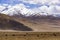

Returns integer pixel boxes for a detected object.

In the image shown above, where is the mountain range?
[0,13,60,31]
[1,5,60,17]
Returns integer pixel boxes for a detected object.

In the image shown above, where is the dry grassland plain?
[0,32,60,40]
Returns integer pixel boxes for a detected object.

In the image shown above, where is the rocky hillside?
[13,14,60,32]
[0,13,33,31]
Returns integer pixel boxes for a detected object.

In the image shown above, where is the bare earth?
[14,18,60,32]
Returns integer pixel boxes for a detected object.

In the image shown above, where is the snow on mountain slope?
[0,4,60,17]
[0,5,49,16]
[0,4,35,16]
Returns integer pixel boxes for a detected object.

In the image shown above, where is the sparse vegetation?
[0,32,60,40]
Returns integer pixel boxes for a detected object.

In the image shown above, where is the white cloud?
[1,4,60,16]
[39,6,48,13]
[0,5,6,12]
[0,0,60,16]
[20,0,47,4]
[2,4,9,7]
[19,0,60,5]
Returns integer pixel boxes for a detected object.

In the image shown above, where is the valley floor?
[0,32,60,40]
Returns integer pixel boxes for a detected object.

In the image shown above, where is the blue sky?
[0,0,60,8]
[0,0,40,8]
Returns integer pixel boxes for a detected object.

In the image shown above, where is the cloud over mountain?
[0,0,60,16]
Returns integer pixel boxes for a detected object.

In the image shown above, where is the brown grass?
[0,32,60,40]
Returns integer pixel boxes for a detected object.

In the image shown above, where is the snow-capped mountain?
[0,4,60,17]
[0,6,38,16]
